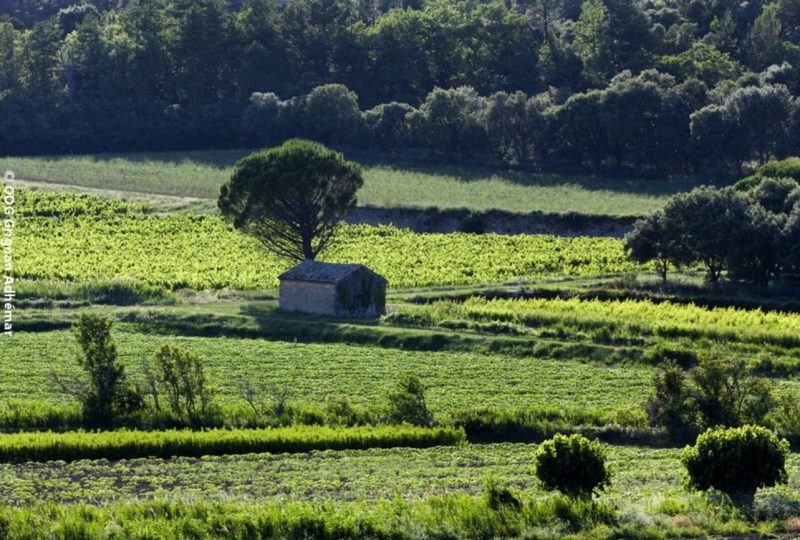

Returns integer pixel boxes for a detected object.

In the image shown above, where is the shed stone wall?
[335,272,387,317]
[279,280,336,316]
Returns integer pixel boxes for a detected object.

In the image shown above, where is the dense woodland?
[0,0,800,175]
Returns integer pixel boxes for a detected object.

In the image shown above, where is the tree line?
[244,73,800,175]
[0,0,799,175]
[625,173,800,285]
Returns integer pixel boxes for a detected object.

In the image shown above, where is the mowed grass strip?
[2,151,694,216]
[0,426,465,462]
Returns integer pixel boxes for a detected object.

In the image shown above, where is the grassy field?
[0,443,796,508]
[1,330,653,415]
[0,443,797,539]
[1,151,699,215]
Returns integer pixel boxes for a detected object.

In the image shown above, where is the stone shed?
[278,260,388,317]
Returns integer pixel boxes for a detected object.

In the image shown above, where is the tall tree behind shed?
[218,139,363,261]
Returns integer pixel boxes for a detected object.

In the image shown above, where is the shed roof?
[278,260,385,284]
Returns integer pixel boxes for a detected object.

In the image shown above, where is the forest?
[0,0,799,175]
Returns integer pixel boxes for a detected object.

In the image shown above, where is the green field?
[0,443,797,508]
[1,330,652,416]
[0,442,797,538]
[5,184,800,538]
[16,192,637,289]
[401,296,800,348]
[2,151,698,216]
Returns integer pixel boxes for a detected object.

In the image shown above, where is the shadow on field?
[346,150,710,195]
[68,146,710,197]
[78,149,251,170]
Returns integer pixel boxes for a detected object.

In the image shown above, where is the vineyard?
[0,426,464,462]
[0,443,796,537]
[0,443,796,507]
[15,190,637,289]
[401,296,800,348]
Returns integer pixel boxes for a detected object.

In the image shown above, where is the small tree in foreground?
[145,345,217,425]
[55,313,140,426]
[681,425,789,508]
[645,361,692,433]
[218,139,363,261]
[646,358,776,433]
[533,434,610,499]
[386,375,433,427]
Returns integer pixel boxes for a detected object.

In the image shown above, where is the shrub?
[756,157,800,183]
[646,357,777,433]
[645,362,692,433]
[533,434,610,499]
[681,425,789,506]
[484,477,522,511]
[53,313,141,426]
[734,157,800,190]
[643,345,697,368]
[768,393,800,438]
[385,375,433,427]
[689,358,775,428]
[145,345,218,425]
[324,395,367,426]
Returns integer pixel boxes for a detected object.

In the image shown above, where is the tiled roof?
[279,260,382,284]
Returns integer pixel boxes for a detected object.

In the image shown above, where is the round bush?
[681,425,789,503]
[533,434,610,499]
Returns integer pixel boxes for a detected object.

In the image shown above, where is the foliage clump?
[145,345,218,425]
[385,375,433,427]
[54,314,141,427]
[626,182,800,285]
[646,358,775,433]
[681,425,789,506]
[533,434,610,499]
[218,139,363,261]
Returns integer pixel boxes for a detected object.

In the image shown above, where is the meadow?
[0,443,797,508]
[0,330,653,416]
[2,151,697,216]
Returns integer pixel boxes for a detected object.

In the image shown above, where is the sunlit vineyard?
[15,190,637,289]
[0,426,463,463]
[15,188,145,217]
[446,297,800,347]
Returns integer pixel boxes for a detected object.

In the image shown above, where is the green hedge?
[0,425,465,462]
